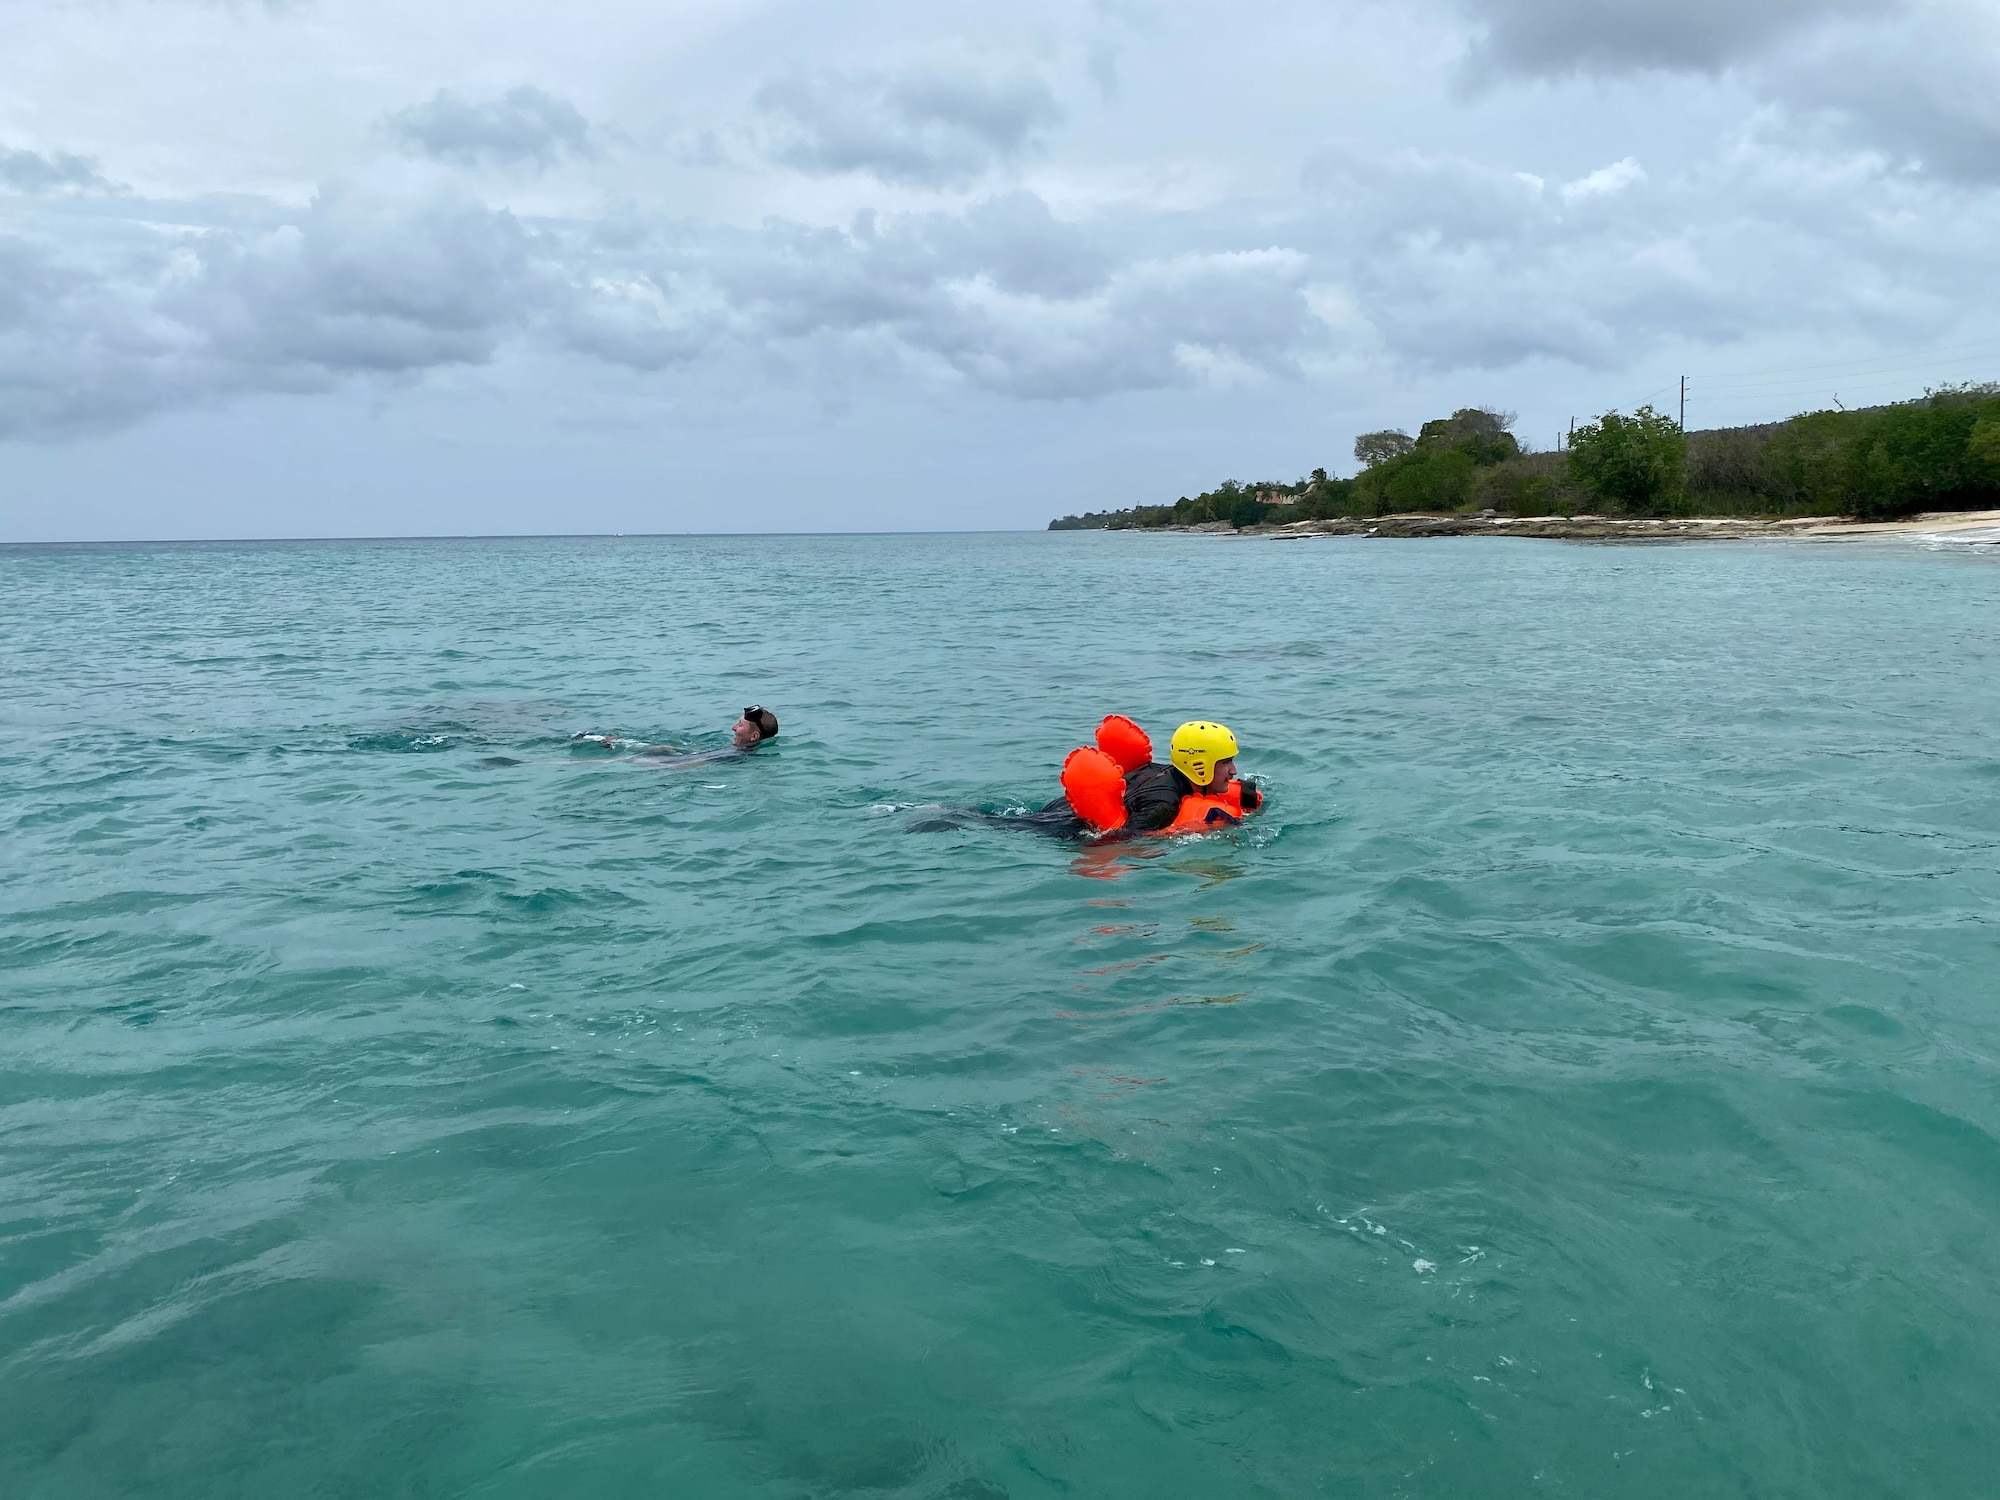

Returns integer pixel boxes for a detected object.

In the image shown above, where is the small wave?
[1918,527,2000,550]
[347,729,469,753]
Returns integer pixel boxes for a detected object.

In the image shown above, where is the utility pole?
[1679,375,1687,430]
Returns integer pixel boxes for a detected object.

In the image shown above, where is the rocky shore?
[1179,509,2000,542]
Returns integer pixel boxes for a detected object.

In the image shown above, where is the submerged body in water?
[905,801,1089,837]
[589,705,780,764]
[479,706,781,771]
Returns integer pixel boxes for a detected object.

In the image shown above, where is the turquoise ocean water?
[3,531,1999,1498]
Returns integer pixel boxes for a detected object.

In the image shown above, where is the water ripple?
[3,533,1999,1496]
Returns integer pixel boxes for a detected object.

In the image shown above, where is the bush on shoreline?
[1048,385,2000,529]
[1567,405,1685,514]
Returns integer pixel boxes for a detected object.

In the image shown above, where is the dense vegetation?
[1048,385,2000,528]
[1047,472,1355,531]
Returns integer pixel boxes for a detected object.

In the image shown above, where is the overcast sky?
[3,0,1997,539]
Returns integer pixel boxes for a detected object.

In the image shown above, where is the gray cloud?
[1296,138,1998,377]
[1454,0,1896,76]
[0,191,549,436]
[0,145,112,194]
[917,191,1114,299]
[1454,1,2000,182]
[687,214,1310,397]
[388,86,597,168]
[172,193,543,376]
[1302,150,1644,370]
[6,98,1995,443]
[757,64,1061,187]
[1765,12,2000,181]
[0,180,1315,437]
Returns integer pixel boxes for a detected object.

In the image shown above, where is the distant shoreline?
[1163,509,2000,542]
[1051,389,2000,534]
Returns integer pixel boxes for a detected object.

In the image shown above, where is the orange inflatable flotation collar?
[1060,715,1158,833]
[1061,746,1128,832]
[1095,714,1152,773]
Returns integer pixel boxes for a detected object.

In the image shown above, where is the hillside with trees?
[1049,386,2000,529]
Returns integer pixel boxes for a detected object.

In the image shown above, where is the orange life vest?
[1167,780,1244,831]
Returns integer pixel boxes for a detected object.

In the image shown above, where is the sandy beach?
[1243,508,2000,542]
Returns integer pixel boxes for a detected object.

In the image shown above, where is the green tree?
[1228,493,1271,527]
[1835,395,2000,518]
[1372,449,1475,512]
[1296,474,1359,520]
[1970,415,2000,475]
[1353,430,1414,468]
[1566,405,1687,514]
[1353,407,1519,514]
[1417,408,1521,466]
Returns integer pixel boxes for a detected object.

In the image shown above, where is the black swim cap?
[743,706,778,740]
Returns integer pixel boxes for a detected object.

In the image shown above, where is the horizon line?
[0,527,1076,548]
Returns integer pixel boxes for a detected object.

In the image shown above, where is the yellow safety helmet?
[1170,721,1238,785]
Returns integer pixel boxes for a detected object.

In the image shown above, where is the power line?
[1668,343,2000,432]
[1537,343,1998,446]
[1697,351,2000,395]
[1690,336,2000,383]
[1689,368,1999,416]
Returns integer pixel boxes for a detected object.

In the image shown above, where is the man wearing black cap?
[730,706,779,750]
[622,706,779,763]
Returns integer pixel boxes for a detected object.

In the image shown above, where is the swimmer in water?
[1118,721,1258,833]
[482,707,780,770]
[630,706,779,765]
[910,716,1258,837]
[1031,719,1258,835]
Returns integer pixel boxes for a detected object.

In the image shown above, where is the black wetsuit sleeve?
[1034,795,1089,839]
[1121,763,1185,833]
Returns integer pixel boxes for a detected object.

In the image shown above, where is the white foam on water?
[1917,527,2000,550]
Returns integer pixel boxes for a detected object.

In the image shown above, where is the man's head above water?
[733,706,779,750]
[1168,720,1238,791]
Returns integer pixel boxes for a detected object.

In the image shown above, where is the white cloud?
[1561,156,1646,201]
